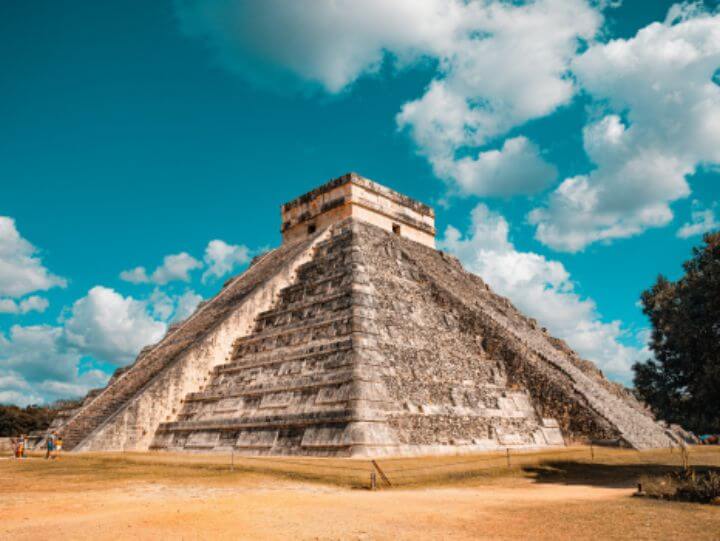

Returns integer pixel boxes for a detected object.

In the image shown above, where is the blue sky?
[1,0,719,405]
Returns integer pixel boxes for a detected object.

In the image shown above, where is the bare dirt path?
[2,452,719,540]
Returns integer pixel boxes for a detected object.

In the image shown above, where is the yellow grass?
[2,446,719,540]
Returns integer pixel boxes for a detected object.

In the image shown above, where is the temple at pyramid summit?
[55,173,689,456]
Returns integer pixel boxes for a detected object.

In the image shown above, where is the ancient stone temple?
[57,173,685,456]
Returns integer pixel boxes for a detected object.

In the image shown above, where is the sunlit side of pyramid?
[57,173,685,456]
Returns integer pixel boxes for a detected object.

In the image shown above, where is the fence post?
[371,460,392,487]
[370,471,377,491]
[230,448,234,472]
[590,444,594,462]
[506,448,511,468]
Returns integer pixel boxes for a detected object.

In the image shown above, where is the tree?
[0,405,54,436]
[633,231,720,434]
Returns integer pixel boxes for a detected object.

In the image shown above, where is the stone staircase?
[152,224,375,455]
[58,238,314,451]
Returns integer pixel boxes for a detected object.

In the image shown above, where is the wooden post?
[371,460,392,487]
[506,448,511,468]
[590,444,594,462]
[231,448,234,472]
[370,471,377,491]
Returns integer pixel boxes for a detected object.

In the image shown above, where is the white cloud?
[148,287,203,323]
[440,203,644,382]
[120,252,202,285]
[202,239,250,282]
[0,216,66,298]
[177,0,599,197]
[676,200,719,238]
[175,0,465,93]
[397,0,599,195]
[149,288,175,321]
[173,290,203,322]
[119,266,150,284]
[62,286,167,365]
[530,8,720,251]
[0,325,109,406]
[0,295,50,315]
[440,136,557,197]
[151,252,202,285]
[0,285,171,405]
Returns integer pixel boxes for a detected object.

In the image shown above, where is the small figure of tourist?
[16,435,25,460]
[55,435,63,459]
[10,437,18,459]
[45,432,56,460]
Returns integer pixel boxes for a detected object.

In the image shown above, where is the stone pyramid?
[58,173,684,456]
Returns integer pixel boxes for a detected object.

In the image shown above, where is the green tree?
[633,231,720,434]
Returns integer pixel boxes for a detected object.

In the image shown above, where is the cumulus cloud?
[149,287,203,323]
[173,290,203,322]
[175,0,465,93]
[530,7,720,251]
[177,0,598,197]
[0,283,188,405]
[440,136,558,197]
[676,200,719,238]
[151,253,202,284]
[0,325,108,406]
[397,0,598,195]
[0,295,49,315]
[119,266,150,284]
[441,204,644,382]
[62,286,167,365]
[120,252,202,285]
[0,216,66,298]
[202,239,250,282]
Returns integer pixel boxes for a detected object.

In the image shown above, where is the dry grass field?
[1,446,719,540]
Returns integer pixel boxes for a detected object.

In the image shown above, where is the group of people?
[9,431,63,460]
[45,432,62,459]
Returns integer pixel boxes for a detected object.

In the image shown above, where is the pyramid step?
[261,282,352,320]
[232,313,355,356]
[254,290,354,333]
[275,269,351,300]
[219,338,353,373]
[185,371,355,402]
[158,409,357,432]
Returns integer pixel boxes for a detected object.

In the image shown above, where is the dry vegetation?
[2,446,719,540]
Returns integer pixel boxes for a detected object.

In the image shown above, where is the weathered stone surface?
[57,174,684,455]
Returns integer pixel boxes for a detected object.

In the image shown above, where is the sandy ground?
[2,451,719,540]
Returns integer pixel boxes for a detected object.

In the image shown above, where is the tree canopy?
[633,231,720,434]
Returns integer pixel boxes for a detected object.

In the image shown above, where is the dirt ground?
[1,448,719,540]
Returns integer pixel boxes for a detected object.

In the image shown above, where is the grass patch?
[640,469,720,504]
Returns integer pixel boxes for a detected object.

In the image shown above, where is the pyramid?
[57,173,684,456]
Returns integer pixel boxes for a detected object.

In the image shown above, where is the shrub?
[641,469,720,504]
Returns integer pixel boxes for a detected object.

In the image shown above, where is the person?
[55,435,63,459]
[10,437,18,459]
[45,432,56,460]
[16,435,25,460]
